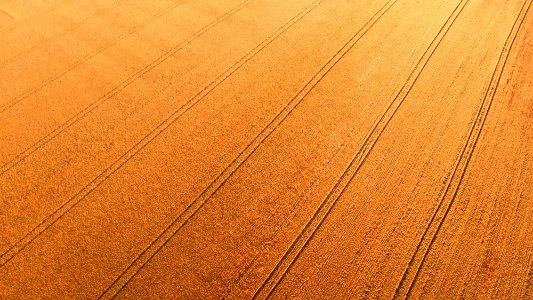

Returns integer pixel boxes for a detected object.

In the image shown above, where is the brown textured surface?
[0,0,531,299]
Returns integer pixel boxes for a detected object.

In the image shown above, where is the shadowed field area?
[0,0,532,298]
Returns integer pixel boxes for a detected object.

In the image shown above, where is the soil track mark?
[252,0,470,297]
[394,0,532,297]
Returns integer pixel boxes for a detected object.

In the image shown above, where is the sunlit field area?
[1,0,532,298]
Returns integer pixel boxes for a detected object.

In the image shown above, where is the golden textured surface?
[1,0,531,298]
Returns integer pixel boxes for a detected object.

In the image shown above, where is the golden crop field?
[1,0,532,298]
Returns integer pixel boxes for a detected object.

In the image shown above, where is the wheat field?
[0,0,532,299]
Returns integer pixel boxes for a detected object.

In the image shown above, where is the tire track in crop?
[0,0,187,113]
[96,0,399,298]
[251,0,471,298]
[0,0,252,175]
[0,8,14,21]
[0,0,126,67]
[393,0,532,298]
[0,1,72,35]
[0,0,306,269]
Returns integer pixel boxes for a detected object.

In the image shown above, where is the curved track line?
[98,0,399,298]
[0,0,126,67]
[393,1,532,298]
[251,0,471,298]
[0,0,241,175]
[0,1,72,35]
[0,0,276,268]
[0,0,187,114]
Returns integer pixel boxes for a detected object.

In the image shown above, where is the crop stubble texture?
[0,0,531,299]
